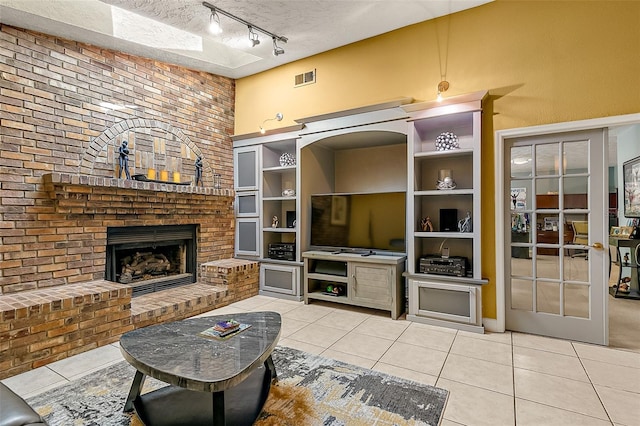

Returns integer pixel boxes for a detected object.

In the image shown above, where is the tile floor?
[3,295,639,426]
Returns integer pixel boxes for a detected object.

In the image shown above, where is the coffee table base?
[127,362,274,426]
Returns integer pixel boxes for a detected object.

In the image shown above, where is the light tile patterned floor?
[3,295,640,425]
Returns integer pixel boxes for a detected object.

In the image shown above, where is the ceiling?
[0,0,492,79]
[0,0,625,168]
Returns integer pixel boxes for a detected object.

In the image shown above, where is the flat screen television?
[310,192,406,253]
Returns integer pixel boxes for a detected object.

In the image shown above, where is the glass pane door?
[506,130,607,345]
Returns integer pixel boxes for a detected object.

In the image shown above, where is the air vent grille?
[294,69,316,87]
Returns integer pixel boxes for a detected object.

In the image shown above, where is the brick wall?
[200,258,260,301]
[0,24,237,293]
[0,280,132,378]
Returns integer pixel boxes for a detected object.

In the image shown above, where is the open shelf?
[307,273,348,283]
[263,165,296,173]
[414,232,475,239]
[415,189,474,197]
[609,286,640,300]
[306,292,350,303]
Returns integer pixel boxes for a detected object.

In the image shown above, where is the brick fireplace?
[41,172,235,289]
[0,24,236,295]
[0,24,253,378]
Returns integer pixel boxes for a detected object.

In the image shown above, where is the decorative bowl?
[435,132,459,151]
[279,152,296,167]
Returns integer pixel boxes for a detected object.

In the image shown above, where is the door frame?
[494,113,640,335]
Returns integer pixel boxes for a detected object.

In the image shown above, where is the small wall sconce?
[260,112,283,134]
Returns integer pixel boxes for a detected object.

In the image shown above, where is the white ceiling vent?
[294,69,316,87]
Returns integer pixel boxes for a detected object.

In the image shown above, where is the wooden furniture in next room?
[609,237,640,300]
[536,227,574,256]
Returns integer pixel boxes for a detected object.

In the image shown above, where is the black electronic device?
[419,256,468,277]
[440,209,458,232]
[286,211,296,228]
[268,243,296,261]
[312,260,348,277]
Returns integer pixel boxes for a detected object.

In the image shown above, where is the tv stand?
[302,250,406,319]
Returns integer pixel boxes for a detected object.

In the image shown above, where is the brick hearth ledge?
[0,259,259,379]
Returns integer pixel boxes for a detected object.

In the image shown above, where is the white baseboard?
[482,317,503,333]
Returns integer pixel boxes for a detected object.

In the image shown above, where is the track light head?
[209,9,222,34]
[272,37,285,56]
[248,26,260,47]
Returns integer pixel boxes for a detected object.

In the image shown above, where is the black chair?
[570,221,589,259]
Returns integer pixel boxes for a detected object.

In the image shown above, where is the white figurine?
[458,211,472,233]
[272,216,279,228]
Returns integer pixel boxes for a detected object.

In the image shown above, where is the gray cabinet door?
[260,264,298,295]
[236,192,258,217]
[236,219,259,256]
[350,262,392,308]
[234,147,258,190]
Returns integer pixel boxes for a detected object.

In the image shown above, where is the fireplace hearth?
[106,225,197,296]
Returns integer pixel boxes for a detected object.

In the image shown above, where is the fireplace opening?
[106,225,197,297]
[116,243,185,284]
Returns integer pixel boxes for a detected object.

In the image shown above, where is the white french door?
[504,129,608,345]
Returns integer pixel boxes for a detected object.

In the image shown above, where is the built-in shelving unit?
[232,126,304,300]
[261,139,298,258]
[232,95,489,330]
[403,91,488,333]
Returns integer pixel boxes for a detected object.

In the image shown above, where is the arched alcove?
[79,119,215,186]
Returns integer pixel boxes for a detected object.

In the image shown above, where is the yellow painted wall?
[235,0,640,318]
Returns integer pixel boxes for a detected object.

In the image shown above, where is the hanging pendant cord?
[435,4,452,82]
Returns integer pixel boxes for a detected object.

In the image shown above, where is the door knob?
[591,242,604,250]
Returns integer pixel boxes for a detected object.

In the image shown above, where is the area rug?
[27,346,448,426]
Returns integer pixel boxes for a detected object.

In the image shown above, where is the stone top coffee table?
[119,311,281,426]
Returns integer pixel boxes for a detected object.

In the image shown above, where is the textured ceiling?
[0,0,493,78]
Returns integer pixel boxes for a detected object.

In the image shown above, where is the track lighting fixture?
[272,37,285,56]
[202,2,287,53]
[248,26,260,47]
[208,8,222,34]
[260,112,283,134]
[437,80,449,102]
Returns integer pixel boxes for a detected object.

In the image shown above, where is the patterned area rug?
[27,346,448,426]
